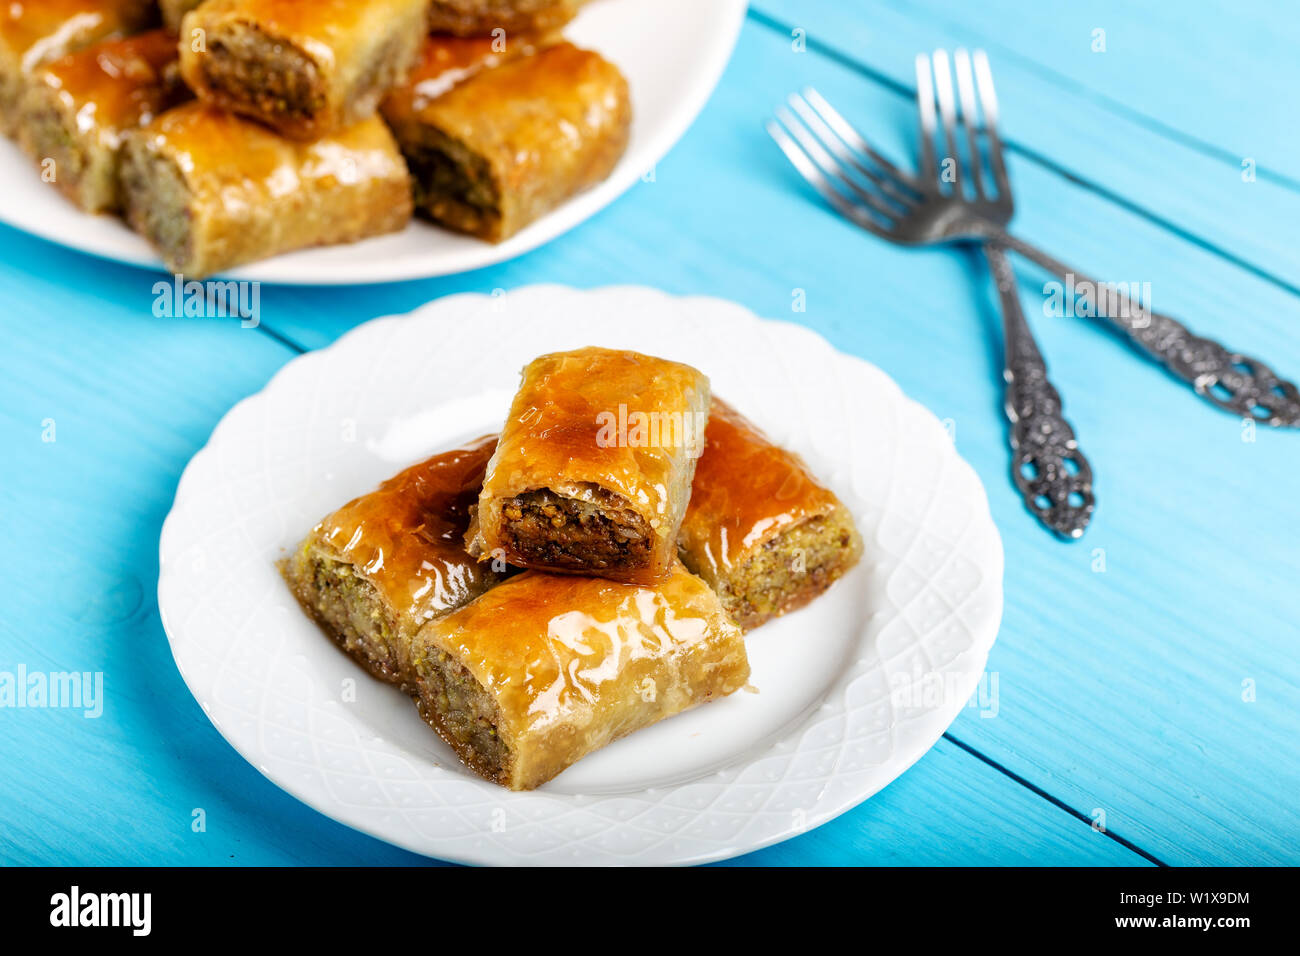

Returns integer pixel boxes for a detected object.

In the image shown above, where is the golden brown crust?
[411,561,750,790]
[121,101,413,277]
[470,347,710,585]
[178,0,430,140]
[0,0,157,133]
[0,0,157,64]
[17,29,188,212]
[380,31,555,124]
[425,0,587,37]
[382,41,631,241]
[678,399,864,630]
[283,436,507,687]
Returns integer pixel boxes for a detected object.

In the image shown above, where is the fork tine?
[972,49,1010,198]
[772,106,905,222]
[952,48,986,198]
[799,87,922,195]
[786,93,916,209]
[913,54,937,185]
[765,117,892,238]
[930,50,964,193]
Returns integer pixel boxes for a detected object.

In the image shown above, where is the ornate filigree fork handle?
[998,235,1300,427]
[986,241,1095,538]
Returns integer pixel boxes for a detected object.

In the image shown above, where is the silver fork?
[768,50,1095,538]
[767,51,1300,434]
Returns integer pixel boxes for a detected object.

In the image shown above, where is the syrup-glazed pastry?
[120,101,412,277]
[382,40,631,242]
[381,29,553,114]
[409,560,750,790]
[677,399,863,631]
[282,436,509,689]
[0,0,157,133]
[18,30,189,213]
[468,347,710,585]
[425,0,588,37]
[178,0,431,140]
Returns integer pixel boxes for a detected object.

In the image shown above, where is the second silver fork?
[919,49,1095,539]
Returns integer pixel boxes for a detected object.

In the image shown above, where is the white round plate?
[0,0,745,285]
[158,285,1004,865]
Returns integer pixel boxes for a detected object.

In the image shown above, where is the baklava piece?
[120,102,412,277]
[409,561,750,790]
[426,0,587,36]
[282,436,508,689]
[178,0,430,140]
[678,400,864,631]
[17,30,188,213]
[0,0,157,133]
[468,347,710,585]
[382,41,630,241]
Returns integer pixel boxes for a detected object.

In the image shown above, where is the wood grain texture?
[1,3,1297,865]
[715,739,1147,866]
[879,0,1300,184]
[752,0,1300,286]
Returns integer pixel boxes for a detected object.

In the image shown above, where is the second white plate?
[157,285,1004,865]
[0,0,746,284]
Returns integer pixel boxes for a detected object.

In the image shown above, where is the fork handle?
[985,241,1095,539]
[993,231,1300,427]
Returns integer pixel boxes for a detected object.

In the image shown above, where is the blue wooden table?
[2,1,1297,867]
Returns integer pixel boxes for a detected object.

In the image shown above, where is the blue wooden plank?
[749,0,1300,287]
[0,238,409,866]
[716,738,1148,866]
[879,0,1300,185]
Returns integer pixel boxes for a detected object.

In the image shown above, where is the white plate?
[157,285,1004,865]
[0,0,745,285]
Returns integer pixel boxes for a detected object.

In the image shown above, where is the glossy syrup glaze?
[678,398,845,578]
[313,435,501,629]
[183,0,431,82]
[474,347,710,580]
[2,0,155,68]
[381,31,553,122]
[35,29,186,137]
[183,0,378,60]
[426,0,585,37]
[137,100,408,198]
[417,560,750,787]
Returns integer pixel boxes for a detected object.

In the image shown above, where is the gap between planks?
[943,732,1168,866]
[745,7,1300,302]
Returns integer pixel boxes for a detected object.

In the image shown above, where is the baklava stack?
[284,347,863,790]
[1,0,631,276]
